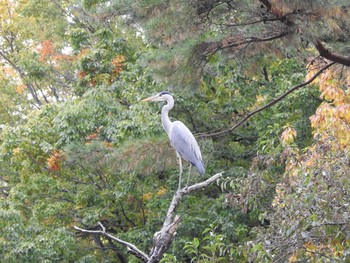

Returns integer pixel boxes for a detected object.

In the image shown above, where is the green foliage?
[250,141,350,262]
[0,206,80,262]
[0,0,349,262]
[183,225,236,263]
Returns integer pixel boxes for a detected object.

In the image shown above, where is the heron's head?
[141,91,172,102]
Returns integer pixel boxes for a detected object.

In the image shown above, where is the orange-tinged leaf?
[37,40,55,62]
[76,48,90,59]
[336,105,350,124]
[47,150,66,172]
[111,55,126,76]
[85,132,98,141]
[103,141,114,148]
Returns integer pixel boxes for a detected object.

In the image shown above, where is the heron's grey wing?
[169,121,205,174]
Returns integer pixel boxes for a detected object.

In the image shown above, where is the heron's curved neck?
[161,96,174,135]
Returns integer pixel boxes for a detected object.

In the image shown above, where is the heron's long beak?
[141,95,159,102]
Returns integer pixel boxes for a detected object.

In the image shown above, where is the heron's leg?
[186,164,192,188]
[177,153,183,190]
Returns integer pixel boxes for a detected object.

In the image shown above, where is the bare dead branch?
[148,172,223,262]
[73,172,223,263]
[164,172,223,227]
[73,223,150,262]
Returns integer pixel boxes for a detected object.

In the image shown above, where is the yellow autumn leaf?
[304,241,317,252]
[16,84,26,94]
[256,94,266,104]
[320,85,344,101]
[281,126,297,145]
[288,252,298,263]
[142,192,152,201]
[156,186,167,196]
[12,147,21,155]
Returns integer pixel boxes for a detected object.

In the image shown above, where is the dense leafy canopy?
[0,0,349,262]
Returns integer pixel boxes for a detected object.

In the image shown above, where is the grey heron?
[142,91,205,189]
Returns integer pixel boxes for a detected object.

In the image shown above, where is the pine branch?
[259,0,350,66]
[314,39,350,66]
[196,31,290,59]
[259,0,295,26]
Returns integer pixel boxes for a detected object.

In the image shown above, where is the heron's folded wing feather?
[169,121,203,166]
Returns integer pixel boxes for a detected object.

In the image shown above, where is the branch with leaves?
[73,172,223,262]
[200,61,335,138]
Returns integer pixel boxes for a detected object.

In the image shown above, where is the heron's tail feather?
[194,161,205,175]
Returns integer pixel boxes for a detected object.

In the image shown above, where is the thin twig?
[73,223,150,262]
